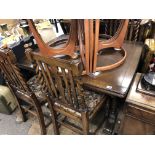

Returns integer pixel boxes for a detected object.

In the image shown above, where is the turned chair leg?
[81,111,89,135]
[47,99,59,135]
[31,94,46,135]
[35,105,46,135]
[50,109,59,135]
[16,98,27,122]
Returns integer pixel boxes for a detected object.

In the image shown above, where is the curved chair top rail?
[78,19,129,74]
[98,19,129,50]
[27,19,78,58]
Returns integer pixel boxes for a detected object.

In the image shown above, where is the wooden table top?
[81,41,143,98]
[17,41,143,98]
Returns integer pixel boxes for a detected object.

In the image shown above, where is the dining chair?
[124,19,153,42]
[78,19,129,74]
[0,49,47,135]
[27,19,78,58]
[26,48,107,135]
[100,19,151,42]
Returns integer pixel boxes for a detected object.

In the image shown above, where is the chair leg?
[81,111,89,135]
[48,100,59,135]
[35,106,46,135]
[34,105,46,135]
[16,97,27,122]
[30,94,46,135]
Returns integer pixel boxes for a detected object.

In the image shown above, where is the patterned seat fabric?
[56,89,105,116]
[27,76,105,115]
[77,89,105,111]
[27,76,44,99]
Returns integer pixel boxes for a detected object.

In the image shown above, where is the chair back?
[101,19,151,42]
[0,49,31,94]
[26,49,87,111]
[27,19,78,58]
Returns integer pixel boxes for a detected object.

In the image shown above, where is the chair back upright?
[0,49,31,94]
[26,49,86,112]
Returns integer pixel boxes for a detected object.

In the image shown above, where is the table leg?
[103,96,119,134]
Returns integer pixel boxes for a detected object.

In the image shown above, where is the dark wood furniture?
[101,19,151,42]
[17,41,143,134]
[126,19,141,42]
[21,41,143,98]
[26,49,107,134]
[81,41,143,134]
[120,73,155,134]
[81,42,143,98]
[0,49,47,134]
